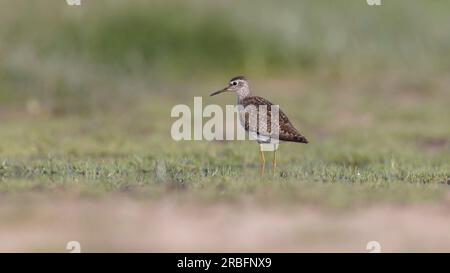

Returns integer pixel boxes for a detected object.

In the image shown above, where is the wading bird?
[210,76,308,176]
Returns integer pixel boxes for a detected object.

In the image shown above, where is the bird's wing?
[241,96,308,143]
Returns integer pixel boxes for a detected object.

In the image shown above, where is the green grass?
[1,74,449,208]
[0,1,449,209]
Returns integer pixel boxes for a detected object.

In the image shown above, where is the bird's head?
[210,76,250,98]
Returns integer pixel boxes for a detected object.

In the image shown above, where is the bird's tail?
[280,134,309,144]
[293,135,309,144]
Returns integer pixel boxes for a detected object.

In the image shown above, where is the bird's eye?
[232,81,237,86]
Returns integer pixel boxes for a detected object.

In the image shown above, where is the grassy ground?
[1,74,448,207]
[0,1,449,251]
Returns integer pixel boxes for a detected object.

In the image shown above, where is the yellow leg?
[272,148,277,176]
[259,149,265,177]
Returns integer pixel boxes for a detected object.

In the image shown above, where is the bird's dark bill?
[210,88,227,96]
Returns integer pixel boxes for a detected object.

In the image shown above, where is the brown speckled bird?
[211,76,308,176]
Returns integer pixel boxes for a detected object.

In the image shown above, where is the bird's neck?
[236,87,251,104]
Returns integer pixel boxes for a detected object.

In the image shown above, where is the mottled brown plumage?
[241,96,308,144]
[210,76,309,176]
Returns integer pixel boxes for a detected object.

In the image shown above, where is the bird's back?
[239,96,308,144]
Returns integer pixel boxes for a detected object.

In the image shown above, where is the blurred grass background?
[1,0,450,113]
[0,0,449,207]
